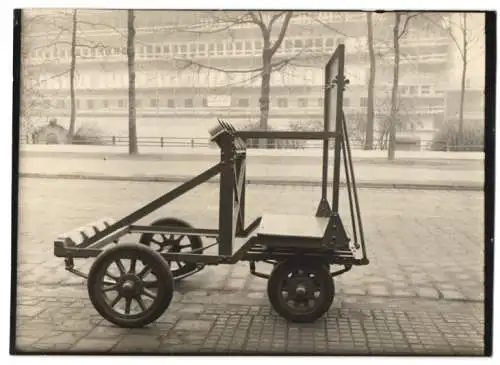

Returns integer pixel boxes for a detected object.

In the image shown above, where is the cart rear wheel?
[87,243,174,328]
[139,218,204,279]
[267,258,334,323]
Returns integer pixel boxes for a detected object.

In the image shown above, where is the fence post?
[112,136,116,145]
[161,137,164,148]
[191,139,194,148]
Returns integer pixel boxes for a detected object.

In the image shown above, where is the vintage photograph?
[13,9,488,355]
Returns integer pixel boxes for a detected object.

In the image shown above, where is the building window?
[155,45,162,54]
[136,99,142,108]
[163,45,170,54]
[318,98,323,107]
[298,98,308,107]
[245,41,252,54]
[255,40,262,50]
[208,44,215,56]
[237,98,249,107]
[235,42,243,54]
[326,38,334,48]
[150,98,158,108]
[344,98,350,107]
[184,99,193,107]
[217,43,224,55]
[103,100,109,108]
[294,39,303,49]
[202,97,208,107]
[277,98,288,108]
[118,99,125,108]
[87,100,94,109]
[56,99,65,109]
[167,99,175,108]
[190,44,197,56]
[285,40,293,50]
[360,97,367,107]
[172,45,178,54]
[198,44,206,55]
[421,85,431,94]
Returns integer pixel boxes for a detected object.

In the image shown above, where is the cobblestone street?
[14,177,485,354]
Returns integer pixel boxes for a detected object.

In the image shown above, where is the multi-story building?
[21,10,485,148]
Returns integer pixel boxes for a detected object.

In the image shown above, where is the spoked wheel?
[139,218,204,280]
[87,243,174,328]
[267,258,334,323]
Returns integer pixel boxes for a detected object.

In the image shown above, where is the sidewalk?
[19,149,484,190]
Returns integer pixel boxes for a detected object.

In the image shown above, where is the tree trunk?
[258,49,272,148]
[127,10,138,155]
[458,13,468,151]
[365,12,376,150]
[68,9,77,143]
[388,13,401,161]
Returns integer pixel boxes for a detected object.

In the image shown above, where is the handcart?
[54,44,369,328]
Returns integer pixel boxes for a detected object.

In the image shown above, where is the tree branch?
[270,12,293,55]
[398,12,420,39]
[268,11,286,33]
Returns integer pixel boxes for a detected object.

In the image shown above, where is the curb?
[20,172,484,191]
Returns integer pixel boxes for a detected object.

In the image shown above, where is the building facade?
[21,10,485,147]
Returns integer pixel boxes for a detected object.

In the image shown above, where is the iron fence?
[19,135,484,152]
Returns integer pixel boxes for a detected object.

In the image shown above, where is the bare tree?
[387,12,419,160]
[68,9,77,141]
[176,11,295,134]
[365,12,376,150]
[127,10,138,155]
[457,13,468,149]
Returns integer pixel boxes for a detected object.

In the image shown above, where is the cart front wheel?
[87,243,174,328]
[267,258,334,323]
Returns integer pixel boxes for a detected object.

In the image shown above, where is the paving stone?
[173,319,213,332]
[441,290,467,301]
[417,287,441,299]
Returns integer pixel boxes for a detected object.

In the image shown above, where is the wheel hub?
[117,275,143,297]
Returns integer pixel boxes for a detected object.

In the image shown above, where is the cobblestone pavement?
[15,291,484,354]
[14,178,485,354]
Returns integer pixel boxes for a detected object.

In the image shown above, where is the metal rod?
[218,133,235,256]
[236,131,338,140]
[321,63,331,203]
[128,225,219,237]
[331,45,346,214]
[78,162,223,248]
[341,123,359,248]
[342,112,367,260]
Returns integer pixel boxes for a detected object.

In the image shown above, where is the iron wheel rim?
[276,267,327,316]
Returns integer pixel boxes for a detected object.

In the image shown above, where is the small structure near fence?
[32,119,69,144]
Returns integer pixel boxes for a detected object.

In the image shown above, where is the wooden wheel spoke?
[109,294,122,308]
[142,288,157,300]
[129,257,137,273]
[105,272,119,281]
[142,280,159,288]
[137,265,152,279]
[102,282,120,292]
[135,296,147,312]
[115,260,126,275]
[124,297,132,315]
